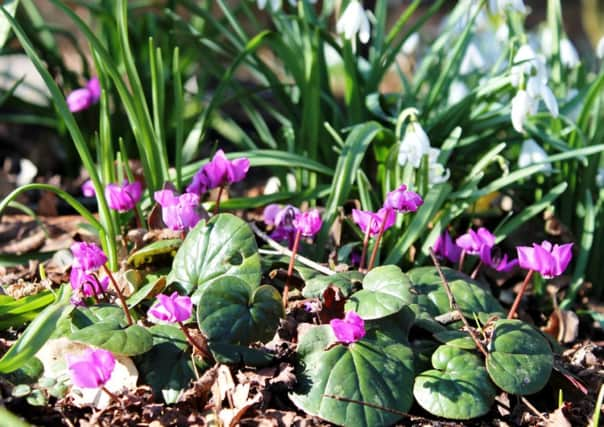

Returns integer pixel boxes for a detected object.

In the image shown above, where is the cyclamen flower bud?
[67,348,115,389]
[66,77,101,113]
[105,181,142,212]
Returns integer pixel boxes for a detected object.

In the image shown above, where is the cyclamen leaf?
[69,322,152,356]
[169,214,261,296]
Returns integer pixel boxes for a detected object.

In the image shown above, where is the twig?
[250,222,334,276]
[429,248,488,357]
[521,396,547,422]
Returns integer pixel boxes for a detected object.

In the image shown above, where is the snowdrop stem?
[213,186,225,215]
[101,386,118,402]
[102,265,133,326]
[507,269,534,319]
[178,321,212,361]
[283,230,302,309]
[367,209,391,271]
[358,226,372,271]
[395,107,419,139]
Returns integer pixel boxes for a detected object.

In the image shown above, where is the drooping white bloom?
[518,139,551,173]
[402,33,420,56]
[511,44,546,87]
[597,37,604,60]
[428,148,450,185]
[448,81,469,105]
[511,90,538,133]
[257,0,281,11]
[559,39,580,68]
[460,43,486,75]
[336,0,371,44]
[398,122,431,168]
[526,76,558,117]
[488,0,527,15]
[596,168,604,188]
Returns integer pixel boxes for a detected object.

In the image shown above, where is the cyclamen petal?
[71,242,107,272]
[433,230,462,263]
[67,348,115,389]
[154,190,201,231]
[456,228,495,255]
[352,208,395,237]
[384,185,423,213]
[148,292,192,323]
[66,77,101,113]
[82,179,95,197]
[330,311,365,344]
[293,209,322,237]
[187,150,250,195]
[105,181,143,212]
[516,241,573,278]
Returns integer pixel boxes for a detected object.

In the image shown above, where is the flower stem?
[283,230,302,309]
[470,260,483,279]
[178,321,212,361]
[358,227,372,272]
[507,269,534,319]
[102,265,133,326]
[134,205,144,229]
[213,186,224,215]
[458,249,466,272]
[367,209,391,271]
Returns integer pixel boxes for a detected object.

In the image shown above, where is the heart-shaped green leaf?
[407,266,504,322]
[290,325,414,427]
[345,265,415,320]
[414,345,496,420]
[69,322,152,356]
[71,304,127,329]
[486,319,553,395]
[433,331,477,350]
[197,277,283,346]
[138,324,204,403]
[169,214,261,295]
[302,271,363,299]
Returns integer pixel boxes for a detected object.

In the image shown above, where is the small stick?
[429,248,488,357]
[251,223,334,276]
[521,396,547,422]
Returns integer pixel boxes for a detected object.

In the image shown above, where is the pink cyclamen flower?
[384,185,423,213]
[148,292,193,323]
[70,267,109,297]
[292,209,322,237]
[154,190,201,231]
[330,311,366,344]
[456,227,495,255]
[516,241,573,279]
[82,179,95,197]
[66,77,101,113]
[263,204,300,242]
[479,245,518,272]
[71,242,107,272]
[352,208,396,237]
[186,150,250,195]
[105,181,142,212]
[67,348,115,389]
[433,230,462,263]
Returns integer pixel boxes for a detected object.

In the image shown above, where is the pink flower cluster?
[70,242,109,300]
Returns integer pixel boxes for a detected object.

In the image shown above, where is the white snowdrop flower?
[460,43,486,75]
[336,0,371,44]
[257,0,281,11]
[448,81,469,105]
[511,89,538,133]
[489,0,527,15]
[511,44,545,86]
[398,122,431,168]
[560,39,580,68]
[597,37,604,60]
[496,24,510,42]
[526,76,558,117]
[427,148,450,185]
[596,168,604,188]
[518,139,551,173]
[540,27,554,57]
[402,33,420,56]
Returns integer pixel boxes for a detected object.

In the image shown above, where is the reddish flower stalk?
[102,265,133,326]
[214,185,225,215]
[178,321,212,361]
[507,269,534,319]
[366,209,390,271]
[358,226,372,271]
[283,229,302,308]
